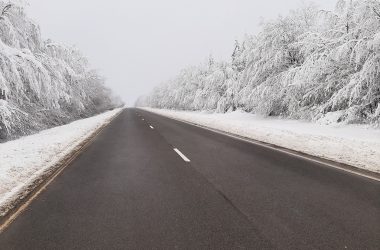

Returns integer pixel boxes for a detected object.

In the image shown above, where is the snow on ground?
[0,108,122,216]
[143,108,380,174]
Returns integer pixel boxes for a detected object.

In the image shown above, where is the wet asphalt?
[0,108,379,249]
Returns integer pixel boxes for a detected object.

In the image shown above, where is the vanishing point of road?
[0,108,379,249]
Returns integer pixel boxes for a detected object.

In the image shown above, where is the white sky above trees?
[25,0,335,106]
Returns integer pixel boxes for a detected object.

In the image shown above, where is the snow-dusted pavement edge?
[142,108,380,175]
[0,108,123,218]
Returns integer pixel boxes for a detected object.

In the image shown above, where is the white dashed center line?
[173,148,190,162]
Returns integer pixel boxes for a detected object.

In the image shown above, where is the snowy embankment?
[0,108,122,217]
[143,108,380,174]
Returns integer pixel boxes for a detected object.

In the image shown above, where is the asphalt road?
[0,108,379,249]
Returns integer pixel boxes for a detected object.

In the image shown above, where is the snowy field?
[143,108,380,174]
[0,108,122,217]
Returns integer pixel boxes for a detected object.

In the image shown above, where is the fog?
[25,0,335,106]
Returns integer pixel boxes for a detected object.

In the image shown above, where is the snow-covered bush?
[0,2,121,141]
[138,0,380,126]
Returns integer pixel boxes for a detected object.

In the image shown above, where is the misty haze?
[0,0,379,249]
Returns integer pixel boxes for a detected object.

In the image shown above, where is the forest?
[137,0,380,126]
[0,2,121,141]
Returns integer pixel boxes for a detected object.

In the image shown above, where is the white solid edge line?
[174,148,191,162]
[216,129,380,182]
[191,121,380,182]
[142,110,379,182]
[150,125,154,129]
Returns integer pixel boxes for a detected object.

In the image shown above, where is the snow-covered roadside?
[0,108,123,217]
[143,108,380,174]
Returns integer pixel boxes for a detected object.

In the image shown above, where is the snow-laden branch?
[137,0,380,126]
[0,1,122,141]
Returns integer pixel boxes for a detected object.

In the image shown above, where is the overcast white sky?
[25,0,335,106]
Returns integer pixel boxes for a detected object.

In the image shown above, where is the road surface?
[0,108,379,249]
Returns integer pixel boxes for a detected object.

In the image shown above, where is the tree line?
[0,2,122,141]
[137,0,380,126]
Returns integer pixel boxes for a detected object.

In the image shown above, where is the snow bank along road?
[0,108,122,220]
[0,108,379,249]
[143,108,380,174]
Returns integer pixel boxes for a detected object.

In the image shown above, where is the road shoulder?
[0,108,123,231]
[140,108,380,181]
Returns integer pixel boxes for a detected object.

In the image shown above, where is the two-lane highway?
[0,108,379,249]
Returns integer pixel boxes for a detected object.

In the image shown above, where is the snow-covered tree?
[138,0,380,126]
[0,1,121,141]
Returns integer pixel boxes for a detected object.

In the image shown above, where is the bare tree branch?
[2,4,12,16]
[0,4,12,20]
[374,7,380,19]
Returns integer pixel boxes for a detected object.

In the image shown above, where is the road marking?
[173,148,190,162]
[197,124,380,181]
[138,109,379,182]
[142,118,144,121]
[149,125,154,129]
[205,129,380,182]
